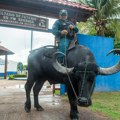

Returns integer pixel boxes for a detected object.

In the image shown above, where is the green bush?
[8,74,27,80]
[8,75,14,80]
[13,74,27,77]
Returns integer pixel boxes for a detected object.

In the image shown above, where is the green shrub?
[8,74,27,80]
[8,75,14,80]
[13,74,27,77]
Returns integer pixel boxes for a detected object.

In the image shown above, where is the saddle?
[43,43,77,63]
[68,40,76,51]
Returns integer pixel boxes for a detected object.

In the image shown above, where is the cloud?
[8,49,30,64]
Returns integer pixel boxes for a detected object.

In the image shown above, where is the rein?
[64,37,95,102]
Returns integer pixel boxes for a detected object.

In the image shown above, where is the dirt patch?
[0,80,112,120]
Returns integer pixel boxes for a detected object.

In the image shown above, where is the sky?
[0,18,56,65]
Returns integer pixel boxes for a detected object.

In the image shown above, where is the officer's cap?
[59,9,68,16]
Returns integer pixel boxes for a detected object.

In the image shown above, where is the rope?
[79,62,88,98]
[64,35,94,102]
[64,35,78,99]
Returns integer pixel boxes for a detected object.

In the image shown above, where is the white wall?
[0,58,17,72]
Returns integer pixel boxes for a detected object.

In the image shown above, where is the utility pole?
[31,30,33,51]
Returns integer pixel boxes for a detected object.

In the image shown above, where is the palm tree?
[109,19,120,48]
[17,62,23,73]
[75,0,120,36]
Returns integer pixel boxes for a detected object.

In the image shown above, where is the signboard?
[0,9,48,31]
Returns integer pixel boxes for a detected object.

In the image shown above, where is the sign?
[0,9,48,31]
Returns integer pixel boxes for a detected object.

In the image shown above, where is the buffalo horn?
[107,49,120,56]
[52,52,74,74]
[98,61,120,75]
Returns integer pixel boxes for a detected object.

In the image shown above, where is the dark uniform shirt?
[52,19,78,41]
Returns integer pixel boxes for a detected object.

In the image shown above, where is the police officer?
[52,9,78,63]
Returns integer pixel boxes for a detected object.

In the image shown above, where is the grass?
[90,92,120,120]
[54,90,120,119]
[54,90,60,95]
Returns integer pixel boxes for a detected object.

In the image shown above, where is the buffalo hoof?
[35,105,44,111]
[70,111,79,120]
[24,106,31,113]
[25,103,31,112]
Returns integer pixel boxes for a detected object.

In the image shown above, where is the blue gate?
[77,34,120,92]
[60,34,120,94]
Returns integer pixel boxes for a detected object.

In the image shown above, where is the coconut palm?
[75,0,120,36]
[109,19,120,48]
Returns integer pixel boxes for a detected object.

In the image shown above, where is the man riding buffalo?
[52,9,78,63]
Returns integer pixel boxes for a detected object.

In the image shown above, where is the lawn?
[90,92,120,120]
[55,91,120,120]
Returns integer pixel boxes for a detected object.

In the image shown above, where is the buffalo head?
[53,52,120,107]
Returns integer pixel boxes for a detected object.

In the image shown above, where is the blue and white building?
[0,58,17,77]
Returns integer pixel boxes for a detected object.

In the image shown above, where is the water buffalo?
[25,45,120,120]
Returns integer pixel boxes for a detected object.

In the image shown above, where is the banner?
[0,9,49,31]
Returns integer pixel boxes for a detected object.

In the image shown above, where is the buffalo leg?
[66,85,79,120]
[25,79,35,112]
[33,80,45,111]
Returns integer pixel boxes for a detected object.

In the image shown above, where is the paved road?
[0,80,111,120]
